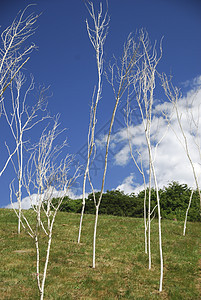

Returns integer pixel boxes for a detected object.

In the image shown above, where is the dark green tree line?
[47,182,201,222]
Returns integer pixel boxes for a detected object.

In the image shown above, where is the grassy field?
[0,209,200,299]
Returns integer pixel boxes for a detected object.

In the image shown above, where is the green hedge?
[49,182,201,221]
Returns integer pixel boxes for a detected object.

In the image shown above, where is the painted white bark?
[150,154,163,292]
[10,119,80,299]
[90,33,141,268]
[127,30,164,291]
[0,6,39,181]
[4,72,50,234]
[148,162,152,270]
[78,1,109,244]
[93,206,99,268]
[183,189,194,236]
[161,74,201,229]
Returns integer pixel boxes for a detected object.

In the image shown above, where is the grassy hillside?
[0,209,200,299]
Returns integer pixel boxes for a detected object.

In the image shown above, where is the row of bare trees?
[77,1,165,291]
[1,1,200,299]
[10,118,79,299]
[77,0,201,295]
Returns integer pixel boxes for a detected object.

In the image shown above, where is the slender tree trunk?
[35,235,41,295]
[17,177,22,235]
[143,187,147,254]
[18,204,21,234]
[40,231,53,300]
[78,162,89,243]
[93,206,99,268]
[17,138,23,234]
[78,201,85,244]
[148,161,152,269]
[183,189,194,236]
[151,166,163,292]
[146,129,163,291]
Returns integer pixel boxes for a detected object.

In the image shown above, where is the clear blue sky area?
[0,0,201,207]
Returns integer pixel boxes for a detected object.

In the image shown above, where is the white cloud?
[113,144,131,166]
[111,76,201,191]
[116,173,150,195]
[6,194,38,210]
[5,187,83,210]
[181,75,201,89]
[66,188,84,200]
[116,173,137,194]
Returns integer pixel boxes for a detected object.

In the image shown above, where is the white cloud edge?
[5,187,84,210]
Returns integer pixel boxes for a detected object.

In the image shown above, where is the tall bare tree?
[2,71,50,234]
[161,74,201,235]
[89,32,141,268]
[78,0,109,244]
[10,118,80,300]
[126,30,164,292]
[78,1,141,268]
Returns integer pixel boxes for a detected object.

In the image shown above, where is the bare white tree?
[161,74,201,235]
[0,4,39,191]
[78,3,141,267]
[108,30,150,260]
[2,71,50,234]
[88,32,141,269]
[126,30,164,292]
[78,0,109,244]
[10,118,80,300]
[0,5,39,99]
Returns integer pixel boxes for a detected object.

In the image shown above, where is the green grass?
[0,209,200,299]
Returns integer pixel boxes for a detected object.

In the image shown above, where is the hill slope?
[0,209,200,299]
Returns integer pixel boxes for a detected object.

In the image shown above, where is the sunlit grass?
[0,209,200,299]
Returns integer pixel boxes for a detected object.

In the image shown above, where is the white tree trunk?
[146,130,163,291]
[78,1,109,244]
[18,203,21,234]
[183,189,194,236]
[143,187,148,254]
[78,200,86,244]
[151,166,163,292]
[40,230,53,300]
[35,235,42,295]
[148,161,152,269]
[17,138,23,234]
[93,206,99,268]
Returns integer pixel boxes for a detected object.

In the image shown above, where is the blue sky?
[1,0,201,208]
